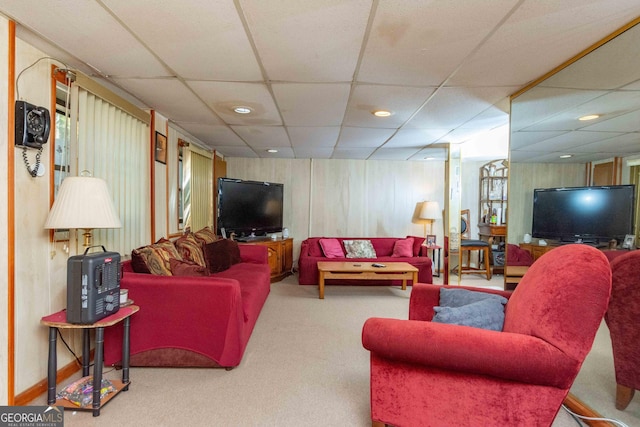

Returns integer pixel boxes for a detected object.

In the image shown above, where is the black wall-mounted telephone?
[15,100,51,149]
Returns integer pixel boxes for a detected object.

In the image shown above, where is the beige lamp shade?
[419,201,441,221]
[44,176,122,230]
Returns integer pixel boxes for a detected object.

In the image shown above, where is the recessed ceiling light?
[233,106,252,114]
[559,154,573,159]
[424,157,435,160]
[578,114,600,121]
[372,110,392,117]
[266,149,278,153]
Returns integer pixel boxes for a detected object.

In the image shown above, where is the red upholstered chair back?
[605,250,640,408]
[503,244,611,362]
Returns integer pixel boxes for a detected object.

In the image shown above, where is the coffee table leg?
[413,271,418,286]
[319,271,325,299]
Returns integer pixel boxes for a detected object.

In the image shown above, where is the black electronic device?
[15,100,51,149]
[532,185,635,244]
[217,178,284,237]
[66,246,121,324]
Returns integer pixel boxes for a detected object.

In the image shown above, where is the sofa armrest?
[239,244,268,264]
[362,317,578,389]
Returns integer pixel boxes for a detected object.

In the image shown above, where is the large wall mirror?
[509,18,640,423]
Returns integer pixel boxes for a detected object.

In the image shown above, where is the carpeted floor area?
[30,272,638,426]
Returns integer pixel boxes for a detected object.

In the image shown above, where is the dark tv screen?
[532,185,635,243]
[217,178,283,236]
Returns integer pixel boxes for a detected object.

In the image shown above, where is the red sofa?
[103,244,271,369]
[298,237,432,286]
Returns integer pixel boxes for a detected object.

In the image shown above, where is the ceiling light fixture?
[266,149,278,153]
[233,106,252,114]
[578,114,600,121]
[559,154,573,159]
[372,110,392,117]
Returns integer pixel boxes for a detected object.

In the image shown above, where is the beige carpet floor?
[30,271,638,426]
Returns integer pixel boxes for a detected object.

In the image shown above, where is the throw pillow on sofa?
[391,237,414,257]
[439,287,508,307]
[204,239,242,273]
[194,226,218,247]
[319,238,345,258]
[174,232,207,267]
[133,239,182,276]
[406,235,426,256]
[343,240,377,258]
[169,258,209,277]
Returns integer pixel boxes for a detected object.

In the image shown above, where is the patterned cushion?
[343,240,377,259]
[194,226,218,247]
[174,232,206,267]
[134,240,182,276]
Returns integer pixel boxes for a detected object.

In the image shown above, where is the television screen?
[217,178,284,238]
[532,185,635,244]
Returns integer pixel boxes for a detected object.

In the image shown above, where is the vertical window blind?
[75,88,150,255]
[184,147,213,231]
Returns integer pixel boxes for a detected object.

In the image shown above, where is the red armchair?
[362,244,611,427]
[605,249,640,410]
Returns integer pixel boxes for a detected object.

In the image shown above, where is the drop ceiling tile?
[369,148,422,160]
[358,0,518,86]
[406,87,512,130]
[384,129,450,148]
[175,123,247,148]
[336,127,395,147]
[288,127,340,147]
[510,130,568,150]
[103,0,263,81]
[515,130,623,153]
[575,133,640,154]
[214,146,259,158]
[343,85,436,128]
[187,81,281,125]
[541,22,640,90]
[451,1,640,87]
[294,147,334,158]
[331,147,376,159]
[113,78,223,124]
[231,126,291,148]
[272,83,351,126]
[3,1,169,77]
[408,147,448,161]
[240,0,370,81]
[259,148,295,158]
[581,109,640,132]
[511,87,607,132]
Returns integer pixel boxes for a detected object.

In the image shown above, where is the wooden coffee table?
[316,261,419,299]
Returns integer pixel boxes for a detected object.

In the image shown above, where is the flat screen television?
[532,184,635,244]
[217,178,284,239]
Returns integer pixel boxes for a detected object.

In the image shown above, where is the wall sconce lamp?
[44,175,121,246]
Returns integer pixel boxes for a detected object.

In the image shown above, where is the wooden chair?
[459,209,491,280]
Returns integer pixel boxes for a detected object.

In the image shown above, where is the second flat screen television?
[532,184,635,244]
[217,178,283,239]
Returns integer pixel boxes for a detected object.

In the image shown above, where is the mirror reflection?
[509,19,640,424]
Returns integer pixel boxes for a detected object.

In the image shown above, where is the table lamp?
[44,175,122,246]
[419,200,441,237]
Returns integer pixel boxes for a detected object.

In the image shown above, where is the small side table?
[41,305,139,416]
[425,245,442,278]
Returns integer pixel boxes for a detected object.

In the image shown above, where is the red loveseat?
[103,244,271,369]
[298,237,432,286]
